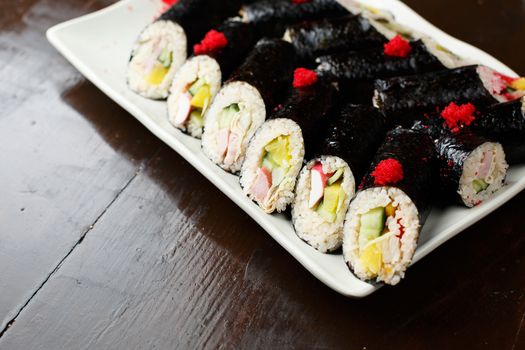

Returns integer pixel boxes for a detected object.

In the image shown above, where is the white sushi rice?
[343,187,420,285]
[292,157,356,253]
[458,142,508,207]
[167,55,222,138]
[128,20,187,99]
[201,81,266,173]
[240,118,305,213]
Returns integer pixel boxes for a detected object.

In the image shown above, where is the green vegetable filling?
[188,110,204,129]
[316,181,345,223]
[157,48,173,68]
[472,179,489,194]
[358,207,386,248]
[261,136,291,187]
[218,103,240,129]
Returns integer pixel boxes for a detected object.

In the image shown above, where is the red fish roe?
[160,0,177,12]
[293,68,318,88]
[440,102,477,133]
[193,30,228,55]
[292,0,310,4]
[372,158,404,186]
[383,35,412,58]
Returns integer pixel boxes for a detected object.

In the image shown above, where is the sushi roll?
[343,128,435,285]
[316,37,459,104]
[374,65,525,126]
[201,38,297,173]
[240,0,348,37]
[127,0,245,99]
[283,15,387,63]
[472,96,525,164]
[240,70,336,213]
[167,20,259,138]
[412,102,509,207]
[292,105,387,253]
[436,130,508,207]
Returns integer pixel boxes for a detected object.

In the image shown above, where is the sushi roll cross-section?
[343,128,435,285]
[201,38,297,173]
[292,105,387,253]
[167,21,259,138]
[292,157,354,253]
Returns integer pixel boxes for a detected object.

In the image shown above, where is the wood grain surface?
[0,0,524,349]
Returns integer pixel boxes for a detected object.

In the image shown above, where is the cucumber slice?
[158,48,173,68]
[262,155,278,172]
[317,201,336,223]
[358,207,386,248]
[189,110,204,128]
[218,104,239,129]
[188,78,206,96]
[472,179,489,193]
[327,168,344,185]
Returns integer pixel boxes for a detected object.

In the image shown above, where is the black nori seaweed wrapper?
[241,0,348,38]
[360,128,436,222]
[316,40,446,104]
[434,130,489,203]
[227,38,297,114]
[286,15,387,64]
[268,82,336,158]
[374,65,499,127]
[196,20,259,80]
[472,98,525,164]
[159,0,249,51]
[317,104,387,181]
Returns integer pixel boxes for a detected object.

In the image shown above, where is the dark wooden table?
[1,1,524,349]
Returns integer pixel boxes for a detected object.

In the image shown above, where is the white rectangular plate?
[47,0,525,297]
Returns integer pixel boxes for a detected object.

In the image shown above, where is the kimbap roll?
[316,37,459,104]
[343,128,435,285]
[283,15,387,63]
[412,102,509,207]
[436,130,508,207]
[127,0,245,99]
[292,105,387,253]
[167,20,259,138]
[471,96,525,164]
[293,158,354,252]
[201,38,297,173]
[240,69,335,213]
[240,0,348,37]
[374,65,525,126]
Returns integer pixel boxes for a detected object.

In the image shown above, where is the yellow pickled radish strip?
[264,135,291,165]
[147,65,169,85]
[190,85,210,108]
[360,243,382,275]
[511,78,525,91]
[385,203,396,217]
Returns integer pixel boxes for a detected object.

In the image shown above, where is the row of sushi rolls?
[127,0,525,286]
